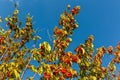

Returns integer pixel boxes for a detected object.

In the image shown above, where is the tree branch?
[20,40,36,80]
[20,54,33,80]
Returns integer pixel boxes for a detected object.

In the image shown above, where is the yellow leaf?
[89,76,96,80]
[33,36,41,40]
[14,9,19,15]
[116,76,120,80]
[83,77,88,80]
[14,69,20,79]
[5,17,9,21]
[37,66,43,75]
[43,41,51,53]
[31,65,37,72]
[11,62,15,66]
[0,65,4,70]
[29,77,34,80]
[39,41,51,53]
[9,78,14,80]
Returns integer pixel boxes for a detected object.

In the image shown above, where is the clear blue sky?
[0,0,120,79]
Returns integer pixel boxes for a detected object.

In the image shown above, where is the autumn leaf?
[9,78,14,80]
[39,41,51,54]
[31,65,37,73]
[32,36,41,40]
[14,69,20,79]
[37,66,43,75]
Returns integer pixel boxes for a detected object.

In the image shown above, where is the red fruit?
[66,72,72,78]
[76,47,85,54]
[72,55,77,62]
[56,30,63,34]
[64,58,70,64]
[7,72,11,77]
[40,45,44,50]
[44,72,51,79]
[0,36,5,44]
[61,68,67,74]
[47,74,51,79]
[71,9,75,14]
[71,6,80,15]
[44,72,47,78]
[39,52,44,55]
[54,27,63,35]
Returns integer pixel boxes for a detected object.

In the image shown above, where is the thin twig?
[47,29,53,42]
[11,44,24,59]
[20,40,36,80]
[0,41,10,61]
[33,72,37,79]
[0,51,6,61]
[20,54,33,80]
[35,28,46,33]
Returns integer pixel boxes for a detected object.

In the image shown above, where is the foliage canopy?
[0,4,120,80]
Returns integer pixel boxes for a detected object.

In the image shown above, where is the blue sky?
[0,0,120,79]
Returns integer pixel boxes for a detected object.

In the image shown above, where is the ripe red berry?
[61,68,67,74]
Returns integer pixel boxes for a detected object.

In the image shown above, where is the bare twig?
[0,41,10,61]
[20,54,33,80]
[20,40,36,80]
[33,72,37,79]
[0,53,6,61]
[47,29,53,42]
[35,27,46,34]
